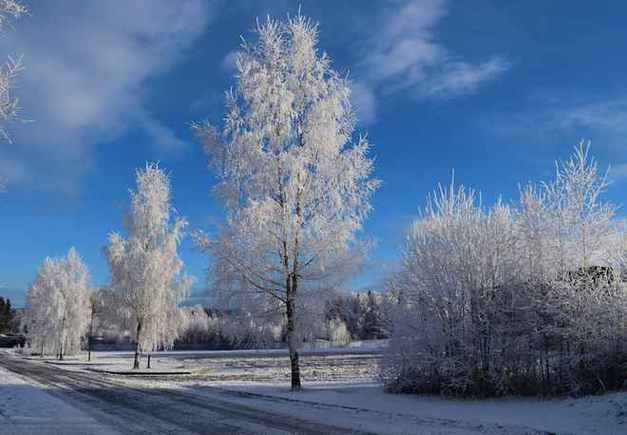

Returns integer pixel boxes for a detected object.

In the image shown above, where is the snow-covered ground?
[197,382,627,435]
[0,364,118,435]
[37,346,382,384]
[6,348,627,434]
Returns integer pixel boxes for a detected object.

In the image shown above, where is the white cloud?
[554,99,627,133]
[0,1,216,193]
[421,57,510,98]
[355,0,509,124]
[221,49,239,73]
[485,95,627,182]
[351,81,377,125]
[492,97,627,143]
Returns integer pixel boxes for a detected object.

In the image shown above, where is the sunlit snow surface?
[0,365,119,435]
[12,346,624,435]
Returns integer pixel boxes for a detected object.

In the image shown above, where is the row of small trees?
[383,144,627,397]
[25,164,191,367]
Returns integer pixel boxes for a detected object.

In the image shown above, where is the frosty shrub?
[383,144,627,397]
[328,317,351,346]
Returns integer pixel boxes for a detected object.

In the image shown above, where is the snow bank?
[206,381,626,435]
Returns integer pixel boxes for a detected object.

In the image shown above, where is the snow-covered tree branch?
[0,0,25,143]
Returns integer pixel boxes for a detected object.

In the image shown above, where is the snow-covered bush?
[177,306,214,344]
[327,317,351,346]
[383,144,627,397]
[217,310,283,349]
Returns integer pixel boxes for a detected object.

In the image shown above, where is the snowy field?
[5,348,625,434]
[39,346,383,383]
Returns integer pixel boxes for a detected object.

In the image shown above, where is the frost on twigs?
[194,13,379,390]
[0,0,26,29]
[383,142,627,397]
[0,0,26,143]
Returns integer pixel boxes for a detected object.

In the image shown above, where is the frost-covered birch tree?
[25,258,61,356]
[105,163,191,369]
[194,14,378,390]
[25,248,91,359]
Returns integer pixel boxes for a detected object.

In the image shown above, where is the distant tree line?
[324,291,392,341]
[170,290,392,350]
[0,297,16,334]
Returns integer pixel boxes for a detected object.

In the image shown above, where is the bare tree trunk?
[286,277,301,391]
[59,317,65,361]
[133,321,142,370]
[88,306,95,362]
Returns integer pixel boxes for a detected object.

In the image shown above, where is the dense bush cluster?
[325,291,392,341]
[382,144,627,397]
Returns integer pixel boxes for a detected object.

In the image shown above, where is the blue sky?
[2,0,627,306]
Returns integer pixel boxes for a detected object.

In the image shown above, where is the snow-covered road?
[0,354,373,434]
[1,351,622,434]
[0,362,118,434]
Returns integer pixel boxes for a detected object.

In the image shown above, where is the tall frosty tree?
[194,15,378,390]
[25,258,61,356]
[25,248,90,359]
[105,163,191,369]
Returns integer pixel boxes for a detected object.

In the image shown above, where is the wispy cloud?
[221,49,239,73]
[554,99,627,133]
[492,97,627,144]
[351,82,377,126]
[354,0,510,123]
[486,95,627,181]
[0,1,217,193]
